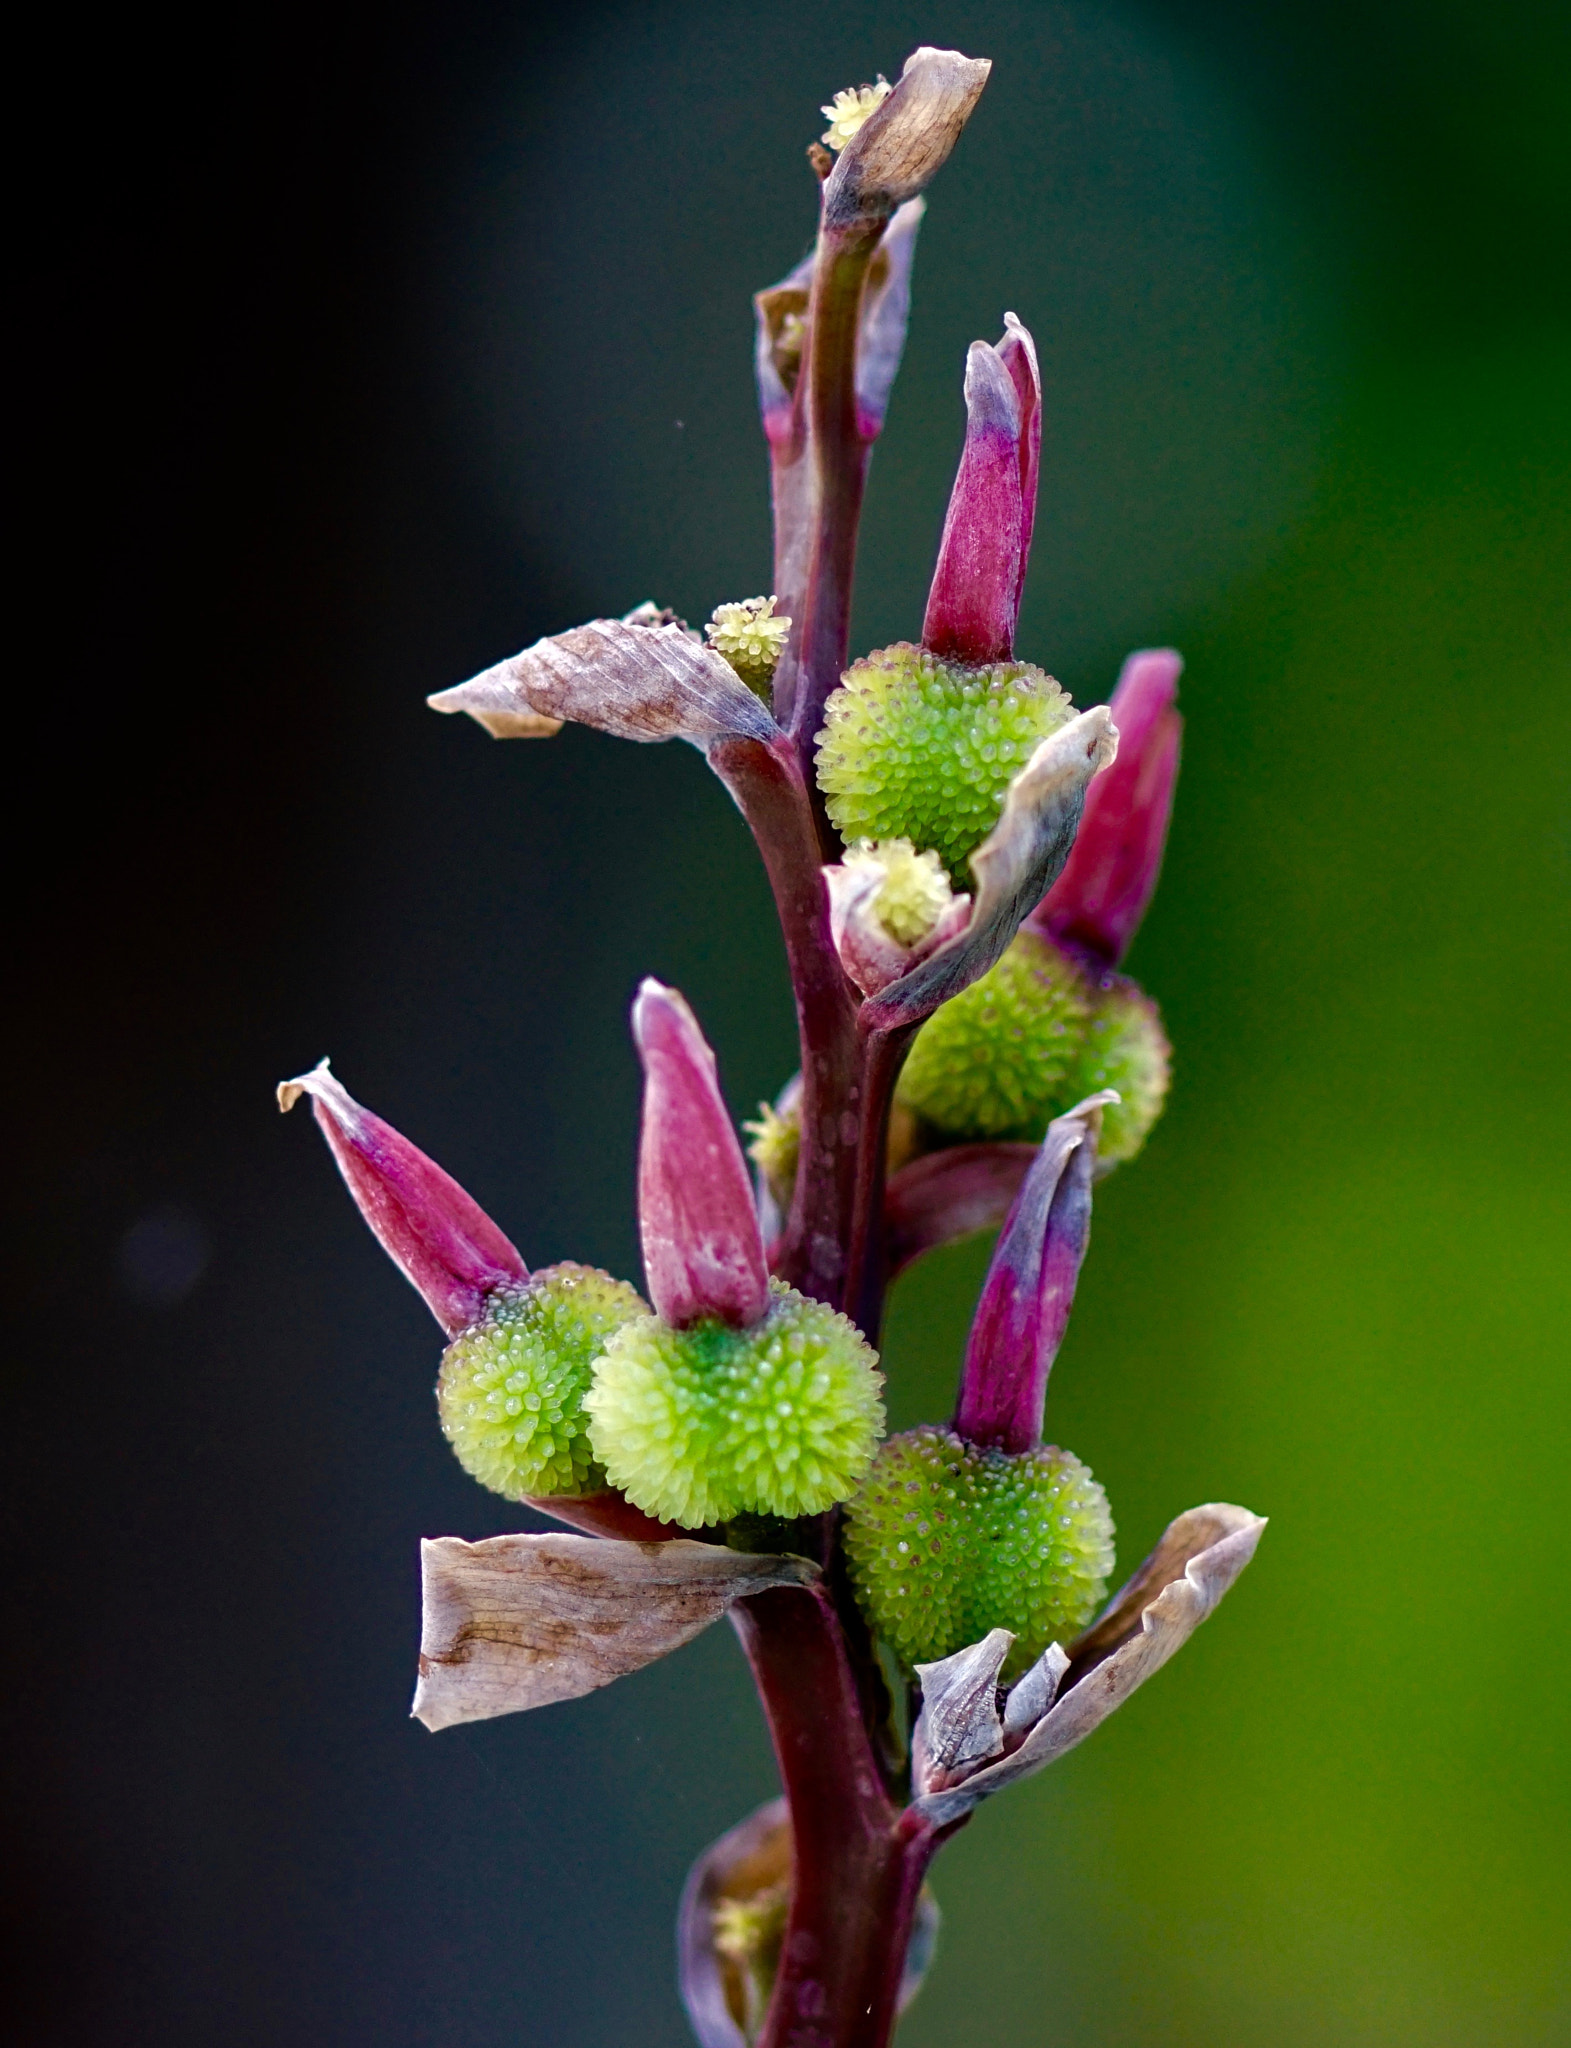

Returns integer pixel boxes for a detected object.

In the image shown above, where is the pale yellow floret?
[819,78,892,151]
[744,1098,799,1209]
[844,838,957,947]
[705,595,792,697]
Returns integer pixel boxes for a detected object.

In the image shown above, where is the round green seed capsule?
[584,1282,885,1527]
[896,929,1094,1141]
[1072,974,1171,1168]
[844,1426,1115,1677]
[438,1263,648,1501]
[815,642,1075,884]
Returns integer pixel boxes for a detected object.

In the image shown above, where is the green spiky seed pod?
[437,1263,648,1500]
[844,1426,1115,1677]
[1073,975,1171,1167]
[815,643,1075,883]
[896,928,1093,1141]
[584,1281,884,1527]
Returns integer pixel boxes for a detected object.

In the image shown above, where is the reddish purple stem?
[731,1584,944,2048]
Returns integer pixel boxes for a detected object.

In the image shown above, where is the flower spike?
[953,1092,1116,1452]
[277,1061,526,1336]
[632,980,771,1329]
[922,315,1042,666]
[1035,649,1183,965]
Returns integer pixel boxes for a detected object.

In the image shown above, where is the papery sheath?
[633,981,771,1329]
[856,198,925,439]
[277,1061,525,1336]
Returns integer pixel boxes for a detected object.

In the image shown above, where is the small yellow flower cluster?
[705,595,792,697]
[819,77,891,152]
[842,837,955,947]
[744,1096,799,1210]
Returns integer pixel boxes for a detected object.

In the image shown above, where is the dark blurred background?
[10,1,1568,2042]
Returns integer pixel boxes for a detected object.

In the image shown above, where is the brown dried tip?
[807,141,833,179]
[822,46,991,232]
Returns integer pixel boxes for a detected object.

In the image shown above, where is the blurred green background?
[14,0,1566,2042]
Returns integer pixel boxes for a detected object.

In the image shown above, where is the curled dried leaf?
[428,616,780,747]
[822,47,992,233]
[861,706,1118,1030]
[911,1629,1009,1791]
[912,1503,1266,1825]
[412,1534,818,1731]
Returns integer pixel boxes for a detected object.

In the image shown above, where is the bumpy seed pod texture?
[897,929,1093,1140]
[584,1281,885,1527]
[844,1426,1115,1677]
[815,643,1075,883]
[438,1263,648,1499]
[1074,973,1172,1167]
[896,929,1171,1162]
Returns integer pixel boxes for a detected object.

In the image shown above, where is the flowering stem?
[709,733,864,1311]
[844,1021,918,1345]
[775,220,884,845]
[730,1584,943,2048]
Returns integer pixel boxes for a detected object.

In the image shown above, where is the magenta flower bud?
[277,1061,526,1336]
[921,314,1042,667]
[952,1093,1114,1453]
[632,979,770,1330]
[1034,649,1183,965]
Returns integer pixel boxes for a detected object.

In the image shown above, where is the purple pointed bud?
[632,980,770,1330]
[922,340,1022,665]
[1035,649,1183,965]
[996,312,1041,621]
[953,1092,1116,1453]
[277,1061,526,1336]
